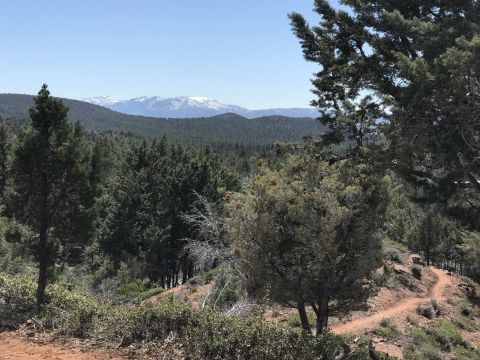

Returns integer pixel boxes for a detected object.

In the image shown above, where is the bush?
[0,272,374,359]
[43,283,102,337]
[403,344,444,360]
[184,311,343,360]
[95,300,197,344]
[416,305,434,319]
[136,287,165,302]
[431,299,442,316]
[399,274,419,292]
[386,249,401,263]
[375,318,399,339]
[411,265,423,278]
[117,279,147,298]
[426,320,465,352]
[0,273,37,326]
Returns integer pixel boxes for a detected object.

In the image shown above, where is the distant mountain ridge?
[0,94,324,146]
[83,96,319,119]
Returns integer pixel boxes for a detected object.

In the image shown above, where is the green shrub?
[454,316,475,331]
[454,345,480,360]
[136,287,165,302]
[375,318,399,339]
[431,299,442,316]
[0,272,374,359]
[405,344,443,360]
[399,274,419,292]
[426,320,465,352]
[409,327,435,348]
[43,282,101,336]
[411,265,422,278]
[183,311,343,360]
[188,276,201,286]
[386,249,401,263]
[406,315,419,327]
[0,273,37,326]
[117,279,147,298]
[416,305,434,319]
[94,299,197,344]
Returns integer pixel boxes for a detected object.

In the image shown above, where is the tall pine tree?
[11,85,95,307]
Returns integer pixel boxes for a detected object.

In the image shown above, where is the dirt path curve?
[331,268,449,334]
[0,336,123,360]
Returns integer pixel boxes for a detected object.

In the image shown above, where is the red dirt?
[145,282,211,309]
[0,334,123,360]
[331,268,449,334]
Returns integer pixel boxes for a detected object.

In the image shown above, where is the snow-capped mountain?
[82,96,318,119]
[84,96,121,107]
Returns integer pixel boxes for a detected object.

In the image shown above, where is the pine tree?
[10,85,95,307]
[0,121,12,198]
[229,154,387,334]
[290,1,480,213]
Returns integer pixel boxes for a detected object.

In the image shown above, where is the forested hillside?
[0,94,322,145]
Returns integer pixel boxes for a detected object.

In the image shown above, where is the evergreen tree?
[0,121,12,198]
[290,0,480,216]
[10,85,95,307]
[229,153,387,334]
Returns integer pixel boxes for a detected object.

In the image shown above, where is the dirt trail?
[0,336,123,360]
[331,268,449,334]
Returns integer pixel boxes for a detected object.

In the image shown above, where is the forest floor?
[1,257,478,360]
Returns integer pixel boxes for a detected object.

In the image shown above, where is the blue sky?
[0,1,335,109]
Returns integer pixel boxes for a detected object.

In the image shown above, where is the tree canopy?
[290,0,480,217]
[228,152,387,334]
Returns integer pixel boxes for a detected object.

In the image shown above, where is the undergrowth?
[0,272,372,360]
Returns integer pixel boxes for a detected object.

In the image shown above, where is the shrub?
[386,249,401,263]
[416,305,434,319]
[417,344,443,360]
[409,327,434,348]
[406,315,419,327]
[188,276,201,286]
[454,346,480,360]
[426,320,465,352]
[399,274,419,292]
[136,287,165,302]
[43,282,101,336]
[375,318,399,339]
[411,265,423,278]
[0,272,374,359]
[454,316,475,331]
[0,273,37,326]
[431,299,442,316]
[183,311,343,360]
[117,279,147,298]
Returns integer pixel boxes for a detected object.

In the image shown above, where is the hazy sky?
[0,1,337,109]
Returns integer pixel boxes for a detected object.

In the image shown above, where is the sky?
[0,1,337,109]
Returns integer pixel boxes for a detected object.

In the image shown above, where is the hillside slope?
[0,94,323,145]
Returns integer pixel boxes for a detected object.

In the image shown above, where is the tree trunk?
[36,226,49,311]
[297,303,311,334]
[315,296,329,335]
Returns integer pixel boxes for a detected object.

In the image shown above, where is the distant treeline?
[0,94,323,146]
